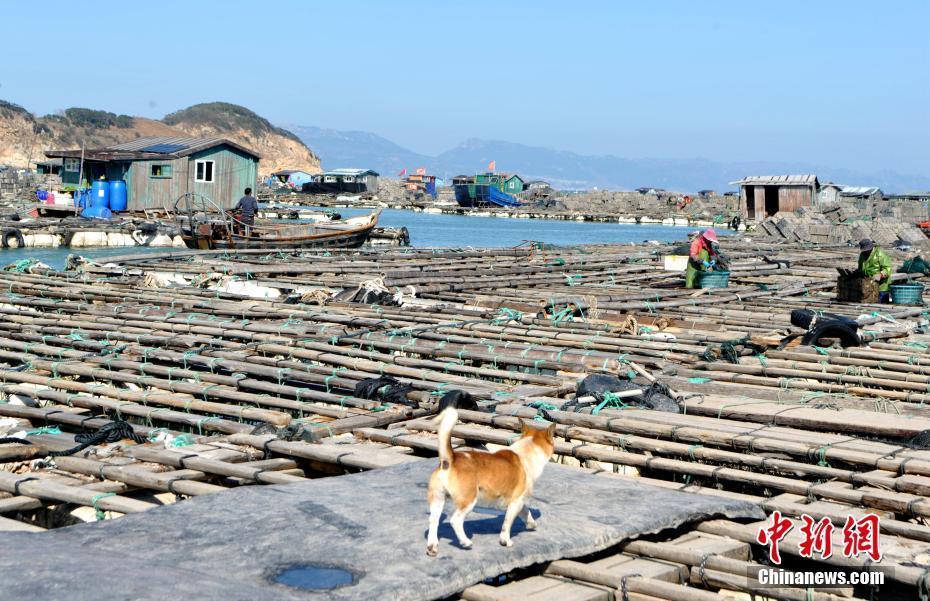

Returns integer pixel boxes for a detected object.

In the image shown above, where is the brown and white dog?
[426,400,555,556]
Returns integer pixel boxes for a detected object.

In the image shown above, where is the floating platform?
[0,240,927,599]
[0,215,184,249]
[0,461,760,600]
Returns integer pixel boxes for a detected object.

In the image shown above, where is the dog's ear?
[520,419,533,435]
[546,422,556,439]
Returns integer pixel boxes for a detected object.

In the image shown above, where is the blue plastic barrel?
[80,205,113,220]
[90,180,109,208]
[108,180,127,212]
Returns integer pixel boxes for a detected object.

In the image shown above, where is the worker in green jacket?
[857,238,893,303]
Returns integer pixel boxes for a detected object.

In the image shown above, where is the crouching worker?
[857,238,893,303]
[685,228,719,289]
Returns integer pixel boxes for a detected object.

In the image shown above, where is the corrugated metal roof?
[730,174,819,186]
[45,136,260,161]
[109,136,249,155]
[324,168,379,176]
[840,186,881,196]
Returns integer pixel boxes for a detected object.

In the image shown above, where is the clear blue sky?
[1,0,927,173]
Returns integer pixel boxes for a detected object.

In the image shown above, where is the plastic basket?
[696,270,730,289]
[890,283,925,305]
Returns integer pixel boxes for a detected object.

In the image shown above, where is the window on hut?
[64,158,80,172]
[195,160,214,183]
[151,164,172,178]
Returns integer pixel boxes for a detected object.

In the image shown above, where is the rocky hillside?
[0,100,319,176]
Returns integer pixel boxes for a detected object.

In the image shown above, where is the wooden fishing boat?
[171,193,380,250]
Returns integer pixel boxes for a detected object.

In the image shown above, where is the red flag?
[488,160,495,172]
[416,167,426,175]
[398,168,407,177]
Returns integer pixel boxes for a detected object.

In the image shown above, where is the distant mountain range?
[289,125,930,193]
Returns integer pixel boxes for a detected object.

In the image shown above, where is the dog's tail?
[434,406,457,470]
[431,390,475,470]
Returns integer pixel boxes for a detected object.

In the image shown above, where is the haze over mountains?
[291,125,930,193]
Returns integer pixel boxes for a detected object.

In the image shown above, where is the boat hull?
[181,211,380,250]
[453,183,521,208]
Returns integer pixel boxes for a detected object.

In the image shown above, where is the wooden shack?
[310,169,380,194]
[271,170,314,189]
[45,136,260,210]
[732,174,820,221]
[403,173,437,197]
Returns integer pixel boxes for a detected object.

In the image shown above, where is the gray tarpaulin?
[0,461,763,600]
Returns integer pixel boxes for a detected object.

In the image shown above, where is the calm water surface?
[0,208,708,269]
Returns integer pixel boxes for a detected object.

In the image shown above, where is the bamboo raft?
[1,238,929,599]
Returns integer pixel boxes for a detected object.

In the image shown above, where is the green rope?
[169,434,195,447]
[551,307,575,324]
[430,382,450,397]
[592,392,629,415]
[813,445,832,467]
[25,426,61,436]
[493,307,524,324]
[687,444,703,461]
[90,492,116,521]
[146,427,169,441]
[195,416,220,435]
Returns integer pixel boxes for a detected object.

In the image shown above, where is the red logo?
[842,514,882,562]
[798,515,834,559]
[756,513,882,564]
[756,511,793,564]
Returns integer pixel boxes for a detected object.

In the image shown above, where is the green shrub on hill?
[63,108,134,129]
[163,102,302,144]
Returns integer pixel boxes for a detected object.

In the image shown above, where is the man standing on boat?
[234,187,258,236]
[685,228,720,288]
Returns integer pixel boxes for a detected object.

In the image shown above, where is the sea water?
[0,208,707,269]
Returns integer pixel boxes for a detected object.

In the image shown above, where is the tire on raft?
[1,228,25,249]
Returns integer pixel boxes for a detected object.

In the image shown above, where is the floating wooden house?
[888,190,930,203]
[34,159,62,175]
[524,180,551,192]
[271,170,314,189]
[308,169,379,194]
[732,174,820,221]
[45,136,260,210]
[403,173,437,197]
[502,174,524,195]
